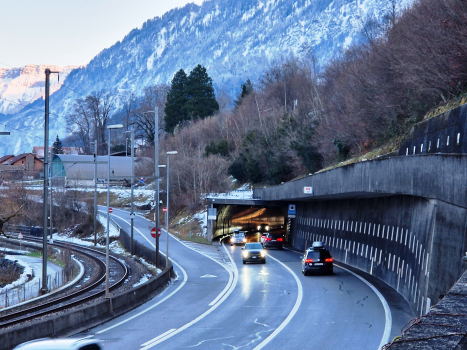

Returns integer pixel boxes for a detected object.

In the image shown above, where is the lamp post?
[166,151,177,270]
[106,124,123,298]
[126,129,135,255]
[92,140,98,246]
[143,108,160,267]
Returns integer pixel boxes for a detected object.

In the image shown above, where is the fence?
[0,267,75,309]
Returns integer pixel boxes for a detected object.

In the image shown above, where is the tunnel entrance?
[212,204,286,242]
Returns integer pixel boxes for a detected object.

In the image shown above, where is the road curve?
[82,209,412,350]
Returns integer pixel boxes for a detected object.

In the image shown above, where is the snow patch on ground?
[132,274,152,287]
[2,255,35,290]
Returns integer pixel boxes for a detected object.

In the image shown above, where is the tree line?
[60,0,467,213]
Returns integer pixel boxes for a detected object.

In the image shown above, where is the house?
[0,153,44,180]
[0,155,14,164]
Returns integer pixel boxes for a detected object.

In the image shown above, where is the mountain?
[1,0,415,155]
[0,65,79,115]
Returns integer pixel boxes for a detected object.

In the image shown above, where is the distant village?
[0,147,148,188]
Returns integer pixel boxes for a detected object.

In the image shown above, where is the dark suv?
[262,232,284,249]
[301,241,333,275]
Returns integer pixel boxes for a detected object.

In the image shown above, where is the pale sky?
[0,0,204,69]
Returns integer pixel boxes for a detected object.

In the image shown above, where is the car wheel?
[262,259,266,264]
[243,260,246,264]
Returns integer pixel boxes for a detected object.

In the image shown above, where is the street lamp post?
[106,124,123,298]
[126,129,135,255]
[143,108,160,267]
[166,151,177,270]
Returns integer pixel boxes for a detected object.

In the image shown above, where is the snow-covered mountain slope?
[0,65,79,115]
[1,0,415,154]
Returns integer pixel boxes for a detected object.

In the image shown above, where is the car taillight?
[266,237,272,241]
[277,237,283,242]
[325,258,333,262]
[305,259,313,263]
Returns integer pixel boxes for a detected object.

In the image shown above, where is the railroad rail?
[0,236,130,328]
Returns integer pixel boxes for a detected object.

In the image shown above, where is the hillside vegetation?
[155,0,466,211]
[59,0,467,216]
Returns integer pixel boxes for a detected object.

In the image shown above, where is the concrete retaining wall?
[0,228,173,350]
[254,154,467,317]
[290,196,467,316]
[398,103,467,156]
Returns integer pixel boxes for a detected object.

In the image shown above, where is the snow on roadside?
[2,255,36,290]
[132,274,152,288]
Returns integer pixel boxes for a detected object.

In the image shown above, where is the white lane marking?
[95,215,188,335]
[335,263,392,350]
[253,254,303,350]
[140,242,238,350]
[201,274,217,278]
[140,329,177,347]
[164,234,235,307]
[106,212,238,347]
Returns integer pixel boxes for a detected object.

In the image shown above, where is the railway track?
[0,236,130,328]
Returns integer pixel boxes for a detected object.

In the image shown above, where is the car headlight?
[260,251,266,257]
[242,238,247,243]
[242,251,249,258]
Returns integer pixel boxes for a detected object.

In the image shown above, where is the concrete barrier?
[0,227,173,350]
[253,154,467,319]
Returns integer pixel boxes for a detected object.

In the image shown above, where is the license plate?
[252,256,257,259]
[314,263,323,266]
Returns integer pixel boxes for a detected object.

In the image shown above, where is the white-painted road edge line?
[140,242,238,350]
[253,254,303,350]
[98,211,237,349]
[167,236,235,306]
[335,263,392,350]
[95,215,188,335]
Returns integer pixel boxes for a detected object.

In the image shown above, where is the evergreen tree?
[52,135,64,155]
[184,64,219,120]
[234,79,254,109]
[164,69,188,133]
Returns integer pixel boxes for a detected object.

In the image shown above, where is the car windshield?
[245,243,263,250]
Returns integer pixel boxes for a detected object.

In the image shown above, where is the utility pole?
[93,140,97,246]
[130,130,135,255]
[42,68,58,294]
[154,107,160,267]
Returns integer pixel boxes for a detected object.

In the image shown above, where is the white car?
[14,338,102,350]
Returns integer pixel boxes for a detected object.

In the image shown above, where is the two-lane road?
[83,208,413,349]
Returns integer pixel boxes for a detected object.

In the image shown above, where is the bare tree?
[67,90,116,155]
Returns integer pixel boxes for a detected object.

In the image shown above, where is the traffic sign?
[139,178,144,184]
[150,227,161,238]
[18,232,23,239]
[109,208,113,213]
[163,207,167,213]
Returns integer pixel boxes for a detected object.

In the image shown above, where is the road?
[83,207,414,350]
